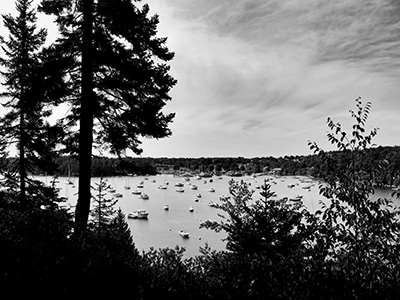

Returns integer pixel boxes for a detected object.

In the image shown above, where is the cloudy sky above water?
[2,0,400,158]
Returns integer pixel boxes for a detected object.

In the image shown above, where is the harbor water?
[36,174,396,257]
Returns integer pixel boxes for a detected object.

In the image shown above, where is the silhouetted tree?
[0,0,63,206]
[308,98,400,289]
[39,0,176,234]
[89,177,117,234]
[201,179,311,257]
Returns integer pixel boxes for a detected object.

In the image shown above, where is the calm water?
[36,174,396,257]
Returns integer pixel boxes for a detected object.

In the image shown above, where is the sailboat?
[124,176,131,190]
[67,165,74,185]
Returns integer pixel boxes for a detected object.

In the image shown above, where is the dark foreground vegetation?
[1,99,400,299]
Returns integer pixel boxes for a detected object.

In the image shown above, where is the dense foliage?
[0,0,64,205]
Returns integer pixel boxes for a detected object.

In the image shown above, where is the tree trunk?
[19,91,26,207]
[75,0,94,236]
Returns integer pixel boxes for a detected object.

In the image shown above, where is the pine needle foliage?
[0,0,64,206]
[89,177,117,234]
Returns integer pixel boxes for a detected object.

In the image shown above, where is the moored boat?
[139,192,149,200]
[128,209,149,219]
[179,229,190,238]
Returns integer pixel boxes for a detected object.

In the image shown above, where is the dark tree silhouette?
[0,0,64,206]
[39,0,176,234]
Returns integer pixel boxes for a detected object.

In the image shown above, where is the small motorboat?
[113,193,123,198]
[132,189,141,195]
[164,204,169,210]
[179,230,190,238]
[190,184,198,190]
[176,188,185,193]
[139,193,149,200]
[208,187,215,192]
[189,206,194,212]
[175,182,184,187]
[158,185,168,189]
[128,209,149,219]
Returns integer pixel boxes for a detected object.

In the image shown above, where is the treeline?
[4,144,397,186]
[150,145,400,186]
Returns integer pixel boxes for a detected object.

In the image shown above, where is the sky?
[1,0,400,158]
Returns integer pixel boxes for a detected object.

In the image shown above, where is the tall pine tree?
[39,0,176,234]
[0,0,64,207]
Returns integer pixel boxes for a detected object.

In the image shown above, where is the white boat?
[189,206,194,212]
[164,204,169,210]
[290,194,303,202]
[139,193,149,200]
[175,182,184,187]
[132,189,141,195]
[208,187,215,192]
[137,184,144,188]
[190,184,198,190]
[176,188,185,193]
[197,193,202,198]
[208,201,218,208]
[128,209,149,219]
[108,189,116,193]
[113,193,123,198]
[124,186,131,190]
[158,185,168,189]
[179,229,190,238]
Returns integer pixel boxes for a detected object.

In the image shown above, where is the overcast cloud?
[138,0,400,157]
[1,0,400,158]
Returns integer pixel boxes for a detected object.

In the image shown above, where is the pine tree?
[39,0,177,234]
[0,0,64,206]
[89,177,117,234]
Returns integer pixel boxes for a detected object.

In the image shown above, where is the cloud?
[141,0,400,157]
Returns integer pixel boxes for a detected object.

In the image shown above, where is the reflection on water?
[35,174,398,257]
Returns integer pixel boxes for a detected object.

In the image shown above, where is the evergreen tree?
[0,0,64,206]
[201,179,311,257]
[39,0,176,235]
[89,177,117,234]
